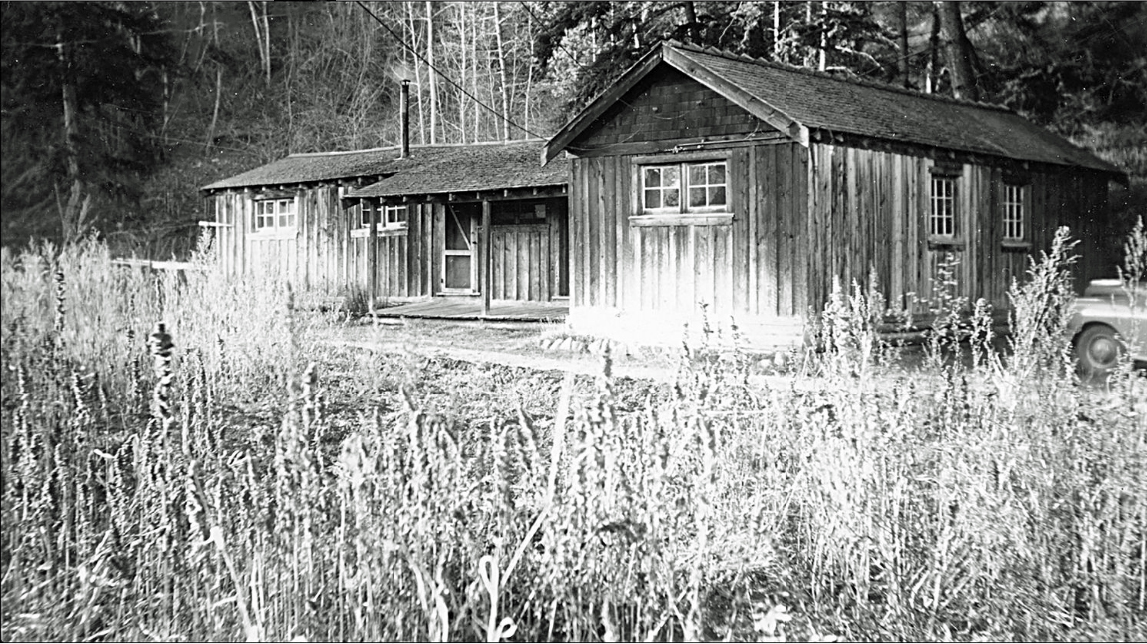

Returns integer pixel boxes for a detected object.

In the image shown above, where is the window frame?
[353,201,409,238]
[630,151,733,227]
[251,196,297,237]
[1001,176,1031,250]
[927,163,963,248]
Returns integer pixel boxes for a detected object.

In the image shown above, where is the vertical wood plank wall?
[570,141,810,320]
[211,187,437,299]
[212,190,571,302]
[807,143,1112,313]
[490,225,551,301]
[567,140,1111,325]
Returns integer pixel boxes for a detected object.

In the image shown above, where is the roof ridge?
[286,145,396,158]
[665,40,1014,114]
[286,139,549,158]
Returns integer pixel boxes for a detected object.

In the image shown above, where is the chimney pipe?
[399,79,410,159]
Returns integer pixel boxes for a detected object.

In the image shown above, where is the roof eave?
[544,43,810,163]
[348,181,569,202]
[543,44,668,163]
[808,126,1129,181]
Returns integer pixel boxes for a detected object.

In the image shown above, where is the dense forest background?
[2,1,1144,259]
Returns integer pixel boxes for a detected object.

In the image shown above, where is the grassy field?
[1,233,1144,642]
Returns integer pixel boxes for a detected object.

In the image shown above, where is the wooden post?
[367,199,378,314]
[481,199,492,316]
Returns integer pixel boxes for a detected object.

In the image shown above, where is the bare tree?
[247,0,271,86]
[927,2,941,93]
[456,1,468,144]
[936,1,978,100]
[773,1,781,60]
[898,1,910,88]
[426,1,438,144]
[56,34,92,243]
[683,1,699,42]
[493,2,511,141]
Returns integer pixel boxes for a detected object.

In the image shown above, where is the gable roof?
[346,140,566,199]
[545,42,1124,178]
[202,140,565,193]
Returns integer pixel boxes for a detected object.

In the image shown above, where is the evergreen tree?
[1,1,174,243]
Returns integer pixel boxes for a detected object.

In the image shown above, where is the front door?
[442,204,476,292]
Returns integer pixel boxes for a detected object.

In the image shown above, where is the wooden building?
[544,43,1126,345]
[346,142,569,306]
[201,140,567,306]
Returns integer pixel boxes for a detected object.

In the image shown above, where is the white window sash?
[641,161,727,214]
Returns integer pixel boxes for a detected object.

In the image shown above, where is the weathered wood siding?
[490,225,551,301]
[212,185,351,293]
[807,143,1112,313]
[211,186,435,299]
[561,62,1113,342]
[570,142,809,320]
[212,190,570,302]
[578,67,762,150]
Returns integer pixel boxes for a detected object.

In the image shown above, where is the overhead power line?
[354,1,543,140]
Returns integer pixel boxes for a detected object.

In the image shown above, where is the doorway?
[442,204,476,292]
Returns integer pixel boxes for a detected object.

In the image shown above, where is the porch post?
[367,198,378,315]
[481,199,491,316]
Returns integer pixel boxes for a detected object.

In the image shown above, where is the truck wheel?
[1075,324,1124,377]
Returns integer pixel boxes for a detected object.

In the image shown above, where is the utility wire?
[354,1,543,140]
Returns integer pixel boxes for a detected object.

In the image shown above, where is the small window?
[642,165,680,212]
[929,175,956,238]
[688,162,727,210]
[254,198,296,232]
[359,202,407,230]
[1003,183,1025,242]
[641,161,727,214]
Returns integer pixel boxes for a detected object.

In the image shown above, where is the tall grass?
[1,232,1143,641]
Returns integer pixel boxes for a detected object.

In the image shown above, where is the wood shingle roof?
[202,140,565,194]
[546,42,1124,178]
[347,140,566,199]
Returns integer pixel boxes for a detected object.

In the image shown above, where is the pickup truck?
[1068,279,1147,376]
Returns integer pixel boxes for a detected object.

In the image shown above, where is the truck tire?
[1075,324,1124,377]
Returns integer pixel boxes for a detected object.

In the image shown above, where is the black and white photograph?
[2,2,1144,641]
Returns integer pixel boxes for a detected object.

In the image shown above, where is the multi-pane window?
[359,202,407,230]
[687,162,727,210]
[929,175,956,238]
[642,161,727,213]
[642,165,681,211]
[1003,183,1025,242]
[254,198,296,231]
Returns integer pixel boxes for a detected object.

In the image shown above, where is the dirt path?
[319,318,686,382]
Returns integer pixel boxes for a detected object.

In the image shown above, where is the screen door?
[443,205,474,291]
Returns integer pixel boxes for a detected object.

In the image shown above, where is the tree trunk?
[247,1,271,87]
[773,1,781,61]
[457,1,467,144]
[523,6,533,136]
[817,2,826,71]
[57,36,89,244]
[927,2,941,93]
[493,2,510,141]
[936,1,978,100]
[206,64,222,153]
[426,0,437,144]
[262,1,271,86]
[683,1,699,43]
[472,4,480,139]
[407,2,426,144]
[899,1,910,88]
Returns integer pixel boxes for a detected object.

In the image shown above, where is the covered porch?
[373,297,568,322]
